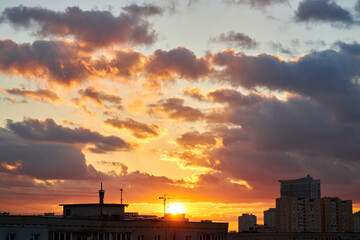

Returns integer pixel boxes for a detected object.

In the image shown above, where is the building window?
[6,234,16,240]
[30,234,40,240]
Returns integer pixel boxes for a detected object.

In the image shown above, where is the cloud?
[175,131,216,148]
[267,41,292,55]
[223,0,288,8]
[209,31,258,49]
[356,0,360,14]
[0,4,163,49]
[295,0,354,26]
[145,47,210,80]
[183,87,206,101]
[210,47,360,122]
[0,128,103,180]
[205,91,360,185]
[148,97,205,121]
[76,87,122,110]
[104,118,160,139]
[6,118,132,153]
[207,88,265,107]
[0,39,148,85]
[97,161,129,175]
[0,39,92,85]
[0,87,60,103]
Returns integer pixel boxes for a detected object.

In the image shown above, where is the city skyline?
[1,0,360,231]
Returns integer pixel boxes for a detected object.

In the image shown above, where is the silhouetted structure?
[354,211,360,232]
[0,185,228,240]
[321,197,353,233]
[279,175,320,199]
[276,197,321,232]
[263,208,276,228]
[238,214,256,232]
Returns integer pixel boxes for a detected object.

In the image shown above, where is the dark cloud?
[267,41,292,55]
[77,87,122,109]
[207,88,265,107]
[104,118,160,139]
[209,31,258,49]
[175,131,216,148]
[356,0,360,14]
[223,0,288,8]
[211,48,360,122]
[6,118,132,153]
[0,39,91,85]
[295,0,354,26]
[0,4,163,49]
[99,50,146,77]
[206,92,360,185]
[147,97,205,121]
[1,87,59,103]
[146,47,210,80]
[0,39,148,85]
[0,128,102,180]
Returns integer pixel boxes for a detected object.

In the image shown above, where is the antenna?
[120,188,123,204]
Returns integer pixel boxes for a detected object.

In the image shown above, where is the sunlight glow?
[167,203,185,214]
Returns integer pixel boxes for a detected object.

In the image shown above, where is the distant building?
[228,231,360,240]
[0,185,228,240]
[276,197,321,233]
[279,175,320,199]
[238,214,256,232]
[354,211,360,232]
[321,197,353,233]
[264,208,277,228]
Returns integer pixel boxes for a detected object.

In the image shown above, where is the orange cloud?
[1,87,60,103]
[105,118,160,139]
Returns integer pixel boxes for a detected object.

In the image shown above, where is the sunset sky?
[1,0,360,230]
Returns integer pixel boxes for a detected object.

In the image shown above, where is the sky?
[1,0,360,231]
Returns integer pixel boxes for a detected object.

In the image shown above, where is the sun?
[167,203,185,214]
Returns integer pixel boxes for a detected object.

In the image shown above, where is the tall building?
[354,211,360,232]
[264,208,277,228]
[276,197,321,232]
[321,197,353,233]
[238,214,256,232]
[279,175,320,199]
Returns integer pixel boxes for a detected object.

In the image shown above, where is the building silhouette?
[279,175,320,199]
[263,208,277,228]
[0,185,228,240]
[321,197,353,233]
[238,214,256,232]
[354,211,360,232]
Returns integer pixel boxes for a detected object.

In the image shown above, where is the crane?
[158,194,184,217]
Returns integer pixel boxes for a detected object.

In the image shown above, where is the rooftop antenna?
[99,183,105,205]
[120,188,123,204]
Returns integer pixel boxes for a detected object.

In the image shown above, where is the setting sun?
[167,203,185,214]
